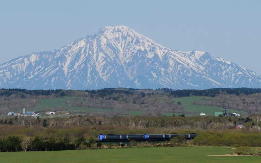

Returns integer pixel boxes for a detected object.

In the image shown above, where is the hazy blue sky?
[1,0,260,73]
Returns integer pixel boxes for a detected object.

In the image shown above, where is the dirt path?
[208,154,252,157]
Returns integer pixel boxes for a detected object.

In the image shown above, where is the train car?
[126,134,145,141]
[98,134,124,142]
[144,134,166,141]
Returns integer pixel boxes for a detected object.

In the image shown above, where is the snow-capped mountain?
[0,25,261,90]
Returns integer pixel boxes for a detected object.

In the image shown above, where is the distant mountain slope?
[0,25,260,89]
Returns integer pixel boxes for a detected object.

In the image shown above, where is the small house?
[7,112,15,116]
[200,112,206,116]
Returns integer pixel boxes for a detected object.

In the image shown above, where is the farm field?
[174,96,246,116]
[27,97,145,116]
[24,96,246,116]
[0,147,260,163]
[29,97,112,113]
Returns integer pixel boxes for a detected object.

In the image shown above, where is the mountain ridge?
[0,25,260,90]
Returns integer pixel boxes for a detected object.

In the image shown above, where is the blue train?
[98,133,197,142]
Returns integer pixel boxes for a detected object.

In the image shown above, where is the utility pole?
[257,116,258,127]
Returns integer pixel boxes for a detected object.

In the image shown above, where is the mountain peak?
[103,25,130,30]
[0,26,260,90]
[99,25,133,34]
[97,25,163,51]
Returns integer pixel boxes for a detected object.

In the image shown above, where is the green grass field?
[126,110,145,116]
[29,97,112,113]
[0,147,260,163]
[29,97,144,116]
[174,96,245,116]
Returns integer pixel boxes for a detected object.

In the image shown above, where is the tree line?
[0,135,98,152]
[0,115,253,130]
[2,131,261,152]
[1,88,261,98]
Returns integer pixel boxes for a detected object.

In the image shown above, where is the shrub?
[171,135,188,147]
[235,147,253,155]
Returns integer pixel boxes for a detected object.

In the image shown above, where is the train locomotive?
[98,133,197,142]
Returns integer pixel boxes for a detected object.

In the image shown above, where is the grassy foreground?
[0,147,261,163]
